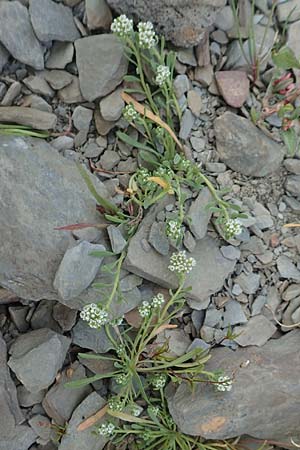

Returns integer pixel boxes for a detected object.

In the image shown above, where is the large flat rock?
[107,0,226,47]
[125,201,236,303]
[0,136,109,303]
[167,331,300,442]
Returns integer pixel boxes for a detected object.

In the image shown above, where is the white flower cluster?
[115,373,129,385]
[216,375,233,392]
[123,104,138,122]
[152,293,165,308]
[138,21,157,49]
[116,344,126,357]
[166,220,182,241]
[108,397,124,411]
[80,303,108,328]
[111,14,133,37]
[155,65,170,86]
[97,422,115,437]
[148,405,160,416]
[110,316,124,326]
[138,300,152,317]
[154,165,173,178]
[168,251,196,275]
[223,218,242,239]
[151,373,167,389]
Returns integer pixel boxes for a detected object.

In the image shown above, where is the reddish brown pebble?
[270,233,280,248]
[215,70,250,108]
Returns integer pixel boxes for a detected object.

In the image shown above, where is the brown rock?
[215,71,249,108]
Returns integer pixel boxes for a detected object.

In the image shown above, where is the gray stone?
[43,363,91,426]
[194,65,214,86]
[168,331,300,440]
[187,187,213,240]
[0,44,9,73]
[107,225,127,254]
[177,48,197,66]
[107,0,226,47]
[0,425,37,450]
[234,272,260,295]
[0,136,111,303]
[0,107,56,130]
[155,329,191,357]
[58,76,84,104]
[204,306,223,327]
[46,42,74,69]
[22,94,52,113]
[214,5,234,31]
[284,158,300,175]
[278,0,300,22]
[29,0,80,42]
[252,202,274,230]
[277,255,300,282]
[220,245,240,260]
[234,314,276,347]
[23,75,54,97]
[31,300,61,331]
[187,90,202,117]
[281,297,300,330]
[125,200,236,303]
[282,284,300,301]
[54,241,106,301]
[72,319,115,353]
[9,306,29,332]
[72,106,93,131]
[51,136,74,151]
[75,35,128,101]
[222,300,247,327]
[174,75,190,99]
[58,392,108,450]
[53,303,78,331]
[0,1,44,70]
[215,112,284,177]
[205,162,227,173]
[29,414,51,443]
[187,338,210,353]
[44,70,73,90]
[8,328,70,392]
[148,221,169,256]
[285,175,300,197]
[251,295,266,316]
[215,71,249,108]
[183,230,196,253]
[288,21,300,65]
[86,0,113,30]
[100,87,124,121]
[99,149,121,170]
[1,81,22,107]
[179,108,195,140]
[190,136,206,152]
[17,385,46,407]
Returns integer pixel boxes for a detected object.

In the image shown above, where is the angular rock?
[215,112,284,176]
[22,94,52,113]
[0,44,9,73]
[233,314,276,347]
[187,187,213,240]
[29,414,51,443]
[187,90,202,117]
[234,272,260,295]
[46,42,74,69]
[86,0,113,30]
[58,76,84,104]
[215,71,249,108]
[107,225,127,254]
[43,363,91,426]
[278,0,300,22]
[285,174,300,197]
[75,35,128,101]
[0,1,44,70]
[0,107,56,130]
[8,328,70,392]
[284,158,300,175]
[288,21,300,61]
[72,105,93,131]
[179,108,195,140]
[277,255,300,282]
[148,221,169,256]
[222,300,247,327]
[0,425,37,450]
[72,319,115,353]
[44,70,73,91]
[53,303,78,331]
[29,0,80,42]
[125,199,236,303]
[168,331,300,440]
[54,242,106,301]
[0,136,110,303]
[58,392,108,450]
[100,88,125,121]
[23,75,54,97]
[17,385,46,407]
[107,0,226,47]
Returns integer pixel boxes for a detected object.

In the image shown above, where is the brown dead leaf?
[198,416,227,434]
[77,404,108,431]
[121,91,183,152]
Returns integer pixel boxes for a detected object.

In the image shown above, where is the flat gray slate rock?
[0,1,44,70]
[8,328,70,392]
[167,331,300,441]
[75,34,128,101]
[107,0,226,47]
[0,135,110,304]
[215,111,284,177]
[29,0,80,42]
[125,200,236,303]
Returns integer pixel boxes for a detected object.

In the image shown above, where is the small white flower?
[97,422,115,437]
[151,293,165,308]
[223,218,242,239]
[138,21,157,49]
[151,373,167,389]
[216,375,233,392]
[148,405,160,416]
[168,251,196,275]
[108,397,124,411]
[166,219,182,241]
[115,373,129,385]
[155,65,170,87]
[111,14,133,37]
[110,316,124,326]
[123,104,138,122]
[138,300,152,317]
[116,344,126,357]
[80,303,108,329]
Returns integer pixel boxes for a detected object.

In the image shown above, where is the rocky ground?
[0,0,300,450]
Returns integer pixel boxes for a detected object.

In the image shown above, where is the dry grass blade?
[77,404,108,431]
[151,324,177,338]
[121,91,183,152]
[283,223,300,228]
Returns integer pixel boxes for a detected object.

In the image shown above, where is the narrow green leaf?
[281,127,298,156]
[123,75,141,83]
[139,150,161,165]
[65,372,117,388]
[272,46,300,70]
[78,353,117,361]
[89,250,116,258]
[104,214,126,224]
[117,131,159,156]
